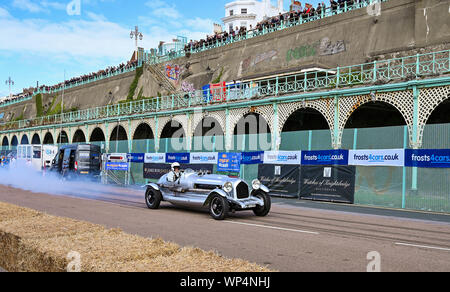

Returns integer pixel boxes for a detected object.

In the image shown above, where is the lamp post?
[130,26,143,53]
[5,77,14,99]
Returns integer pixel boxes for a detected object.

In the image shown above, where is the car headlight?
[223,182,233,193]
[252,179,261,190]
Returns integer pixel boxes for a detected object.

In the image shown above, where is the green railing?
[146,0,390,65]
[0,61,143,109]
[1,48,449,133]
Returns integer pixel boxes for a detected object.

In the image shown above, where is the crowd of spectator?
[0,60,139,107]
[185,0,361,53]
[0,91,33,106]
[37,60,139,94]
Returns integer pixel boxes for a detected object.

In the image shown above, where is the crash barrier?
[131,149,450,169]
[126,149,447,207]
[128,124,449,213]
[102,153,131,185]
[0,201,270,272]
[4,124,449,212]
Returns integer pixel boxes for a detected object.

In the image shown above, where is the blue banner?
[166,153,190,164]
[217,152,241,172]
[301,150,349,166]
[105,162,129,171]
[241,151,264,165]
[127,153,145,163]
[405,149,450,168]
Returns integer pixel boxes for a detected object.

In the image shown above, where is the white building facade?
[222,0,285,32]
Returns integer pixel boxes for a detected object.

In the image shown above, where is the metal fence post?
[416,53,420,77]
[336,67,340,88]
[402,125,407,209]
[373,61,377,83]
[275,77,279,96]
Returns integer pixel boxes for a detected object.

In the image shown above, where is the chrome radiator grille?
[236,182,249,199]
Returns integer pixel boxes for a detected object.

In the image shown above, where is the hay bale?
[24,230,181,272]
[115,247,272,272]
[0,214,104,240]
[0,201,273,272]
[0,202,41,222]
[0,232,21,272]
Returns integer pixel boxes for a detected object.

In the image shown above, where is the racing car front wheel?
[252,191,271,217]
[209,194,229,220]
[145,187,162,209]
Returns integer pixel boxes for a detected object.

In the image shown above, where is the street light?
[5,77,14,99]
[130,26,143,54]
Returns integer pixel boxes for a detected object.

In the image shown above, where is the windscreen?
[33,146,41,159]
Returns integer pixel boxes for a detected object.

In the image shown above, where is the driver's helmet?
[171,162,181,171]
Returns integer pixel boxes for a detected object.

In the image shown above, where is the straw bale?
[0,214,104,240]
[0,202,273,272]
[115,247,272,272]
[0,202,41,222]
[23,230,181,272]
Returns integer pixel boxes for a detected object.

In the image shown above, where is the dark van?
[52,144,101,180]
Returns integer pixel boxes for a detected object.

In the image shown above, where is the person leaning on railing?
[330,0,338,13]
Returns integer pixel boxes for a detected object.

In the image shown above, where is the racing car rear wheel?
[252,191,271,217]
[145,188,162,209]
[209,194,229,220]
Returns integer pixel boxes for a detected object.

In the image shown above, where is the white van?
[17,145,58,171]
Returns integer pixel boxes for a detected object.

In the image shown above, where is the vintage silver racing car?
[144,169,271,220]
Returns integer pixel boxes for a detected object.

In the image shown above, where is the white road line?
[226,221,319,235]
[395,243,450,252]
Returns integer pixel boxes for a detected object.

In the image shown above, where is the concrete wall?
[2,0,449,121]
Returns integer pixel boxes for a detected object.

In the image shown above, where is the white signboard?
[263,151,302,165]
[349,149,405,167]
[190,152,218,164]
[144,153,166,164]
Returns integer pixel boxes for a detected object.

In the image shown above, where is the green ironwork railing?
[1,49,449,133]
[146,0,389,65]
[0,61,143,109]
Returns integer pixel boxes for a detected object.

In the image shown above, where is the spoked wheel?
[145,187,162,209]
[209,194,229,220]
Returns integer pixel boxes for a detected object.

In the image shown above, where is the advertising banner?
[349,149,404,167]
[241,151,264,165]
[166,153,190,164]
[143,163,214,179]
[217,152,241,172]
[105,162,129,171]
[301,150,349,166]
[263,151,302,165]
[189,152,218,165]
[258,164,301,198]
[405,149,450,168]
[127,153,145,163]
[300,166,356,204]
[144,153,166,164]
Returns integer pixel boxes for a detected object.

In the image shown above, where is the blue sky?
[0,0,322,97]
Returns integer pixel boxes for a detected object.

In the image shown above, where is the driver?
[167,162,181,183]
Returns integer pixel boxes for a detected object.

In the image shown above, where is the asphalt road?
[0,183,449,272]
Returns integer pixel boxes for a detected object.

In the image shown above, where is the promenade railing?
[0,49,449,132]
[147,0,390,65]
[0,61,143,109]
